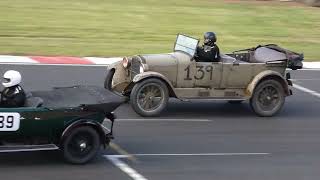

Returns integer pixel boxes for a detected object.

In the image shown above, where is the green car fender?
[60,119,108,147]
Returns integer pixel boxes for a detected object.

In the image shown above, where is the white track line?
[105,152,270,180]
[106,155,148,180]
[0,55,37,63]
[85,57,122,64]
[107,153,270,158]
[292,79,320,81]
[128,153,270,156]
[0,63,109,67]
[293,83,320,98]
[303,62,320,69]
[297,69,320,71]
[1,55,320,69]
[116,119,211,122]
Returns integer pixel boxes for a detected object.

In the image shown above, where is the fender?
[132,71,177,97]
[246,70,290,97]
[104,68,115,90]
[60,119,107,147]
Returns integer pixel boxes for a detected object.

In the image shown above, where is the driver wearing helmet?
[1,70,26,107]
[195,32,220,62]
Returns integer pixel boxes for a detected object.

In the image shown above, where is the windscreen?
[174,34,199,57]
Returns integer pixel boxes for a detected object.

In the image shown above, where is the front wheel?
[130,78,169,117]
[62,126,101,164]
[250,79,285,117]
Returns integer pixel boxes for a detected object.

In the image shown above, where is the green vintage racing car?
[0,85,124,164]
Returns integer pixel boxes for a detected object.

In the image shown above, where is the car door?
[0,107,51,138]
[220,62,253,88]
[175,52,196,88]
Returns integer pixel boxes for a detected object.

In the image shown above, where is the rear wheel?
[62,126,101,164]
[250,79,285,117]
[130,78,169,117]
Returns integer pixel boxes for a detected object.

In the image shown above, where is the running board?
[0,144,59,153]
[179,98,247,102]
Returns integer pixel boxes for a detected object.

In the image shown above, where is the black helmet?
[204,32,217,46]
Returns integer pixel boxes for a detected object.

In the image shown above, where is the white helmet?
[2,70,22,88]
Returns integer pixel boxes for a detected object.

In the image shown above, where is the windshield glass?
[174,34,199,57]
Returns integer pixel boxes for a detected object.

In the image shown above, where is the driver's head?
[2,70,22,88]
[204,32,217,46]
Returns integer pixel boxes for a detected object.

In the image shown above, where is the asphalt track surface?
[0,65,320,180]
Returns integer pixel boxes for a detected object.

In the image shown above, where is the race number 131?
[0,113,20,131]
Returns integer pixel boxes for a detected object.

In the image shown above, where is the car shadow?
[114,98,320,120]
[164,100,253,118]
[0,150,110,167]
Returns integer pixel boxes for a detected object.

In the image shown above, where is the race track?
[0,64,319,180]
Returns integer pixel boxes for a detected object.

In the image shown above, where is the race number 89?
[0,113,20,131]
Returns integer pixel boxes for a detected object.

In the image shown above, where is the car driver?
[1,70,26,107]
[195,32,220,62]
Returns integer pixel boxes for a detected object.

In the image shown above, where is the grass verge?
[0,0,319,60]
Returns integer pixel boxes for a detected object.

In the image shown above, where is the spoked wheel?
[130,78,169,117]
[250,79,285,117]
[62,126,100,164]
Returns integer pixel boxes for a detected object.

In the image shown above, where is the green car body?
[0,106,109,143]
[0,86,124,164]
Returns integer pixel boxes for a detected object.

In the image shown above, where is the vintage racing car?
[105,34,303,117]
[0,86,125,164]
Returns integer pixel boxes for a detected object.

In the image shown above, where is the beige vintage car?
[105,34,303,117]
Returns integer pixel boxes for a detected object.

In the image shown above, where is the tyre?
[250,79,285,117]
[62,126,101,164]
[130,78,169,117]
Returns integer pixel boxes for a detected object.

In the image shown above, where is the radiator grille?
[130,56,141,79]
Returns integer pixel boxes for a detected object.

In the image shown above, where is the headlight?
[122,56,130,68]
[139,64,144,73]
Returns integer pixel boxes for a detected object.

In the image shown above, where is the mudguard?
[132,71,177,97]
[104,68,115,90]
[246,70,290,97]
[60,120,108,146]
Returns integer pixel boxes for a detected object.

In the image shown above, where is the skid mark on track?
[109,142,137,162]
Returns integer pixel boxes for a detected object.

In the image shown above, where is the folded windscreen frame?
[31,86,125,111]
[174,34,199,57]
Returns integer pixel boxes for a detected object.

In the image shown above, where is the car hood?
[139,53,178,67]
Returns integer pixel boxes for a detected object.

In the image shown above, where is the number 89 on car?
[0,113,20,131]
